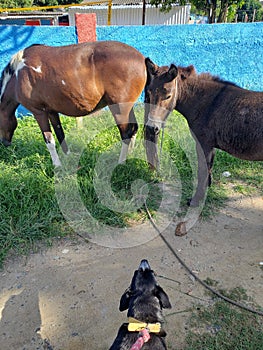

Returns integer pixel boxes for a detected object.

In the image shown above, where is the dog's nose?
[139,259,151,271]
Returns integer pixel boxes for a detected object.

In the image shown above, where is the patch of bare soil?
[0,193,262,350]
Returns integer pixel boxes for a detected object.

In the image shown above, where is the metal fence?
[68,2,191,26]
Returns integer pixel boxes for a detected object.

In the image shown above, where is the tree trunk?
[218,0,229,22]
[206,0,217,23]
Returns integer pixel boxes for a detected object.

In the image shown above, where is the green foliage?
[33,0,82,6]
[150,0,261,23]
[33,0,59,6]
[0,0,33,8]
[150,0,187,12]
[236,0,263,21]
[0,0,82,8]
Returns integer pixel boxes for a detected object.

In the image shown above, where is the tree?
[33,0,82,5]
[150,0,246,23]
[217,0,244,22]
[0,0,82,8]
[0,0,33,8]
[236,0,263,21]
[149,0,215,22]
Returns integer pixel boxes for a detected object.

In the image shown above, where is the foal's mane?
[178,65,239,88]
[199,72,239,87]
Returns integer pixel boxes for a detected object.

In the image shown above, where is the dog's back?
[109,259,171,350]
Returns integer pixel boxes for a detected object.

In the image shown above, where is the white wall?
[69,4,191,26]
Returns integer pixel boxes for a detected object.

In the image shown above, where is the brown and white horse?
[144,58,263,206]
[0,41,147,166]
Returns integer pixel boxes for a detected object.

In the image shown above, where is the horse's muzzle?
[0,138,12,147]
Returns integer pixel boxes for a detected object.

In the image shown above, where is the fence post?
[107,0,112,25]
[75,13,97,128]
[142,0,146,25]
[75,13,97,43]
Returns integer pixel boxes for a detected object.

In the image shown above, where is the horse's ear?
[166,64,178,82]
[145,57,158,76]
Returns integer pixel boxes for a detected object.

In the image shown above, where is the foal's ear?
[155,285,172,309]
[119,288,131,311]
[166,64,178,82]
[145,57,158,76]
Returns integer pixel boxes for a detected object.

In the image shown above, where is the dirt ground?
[0,192,262,350]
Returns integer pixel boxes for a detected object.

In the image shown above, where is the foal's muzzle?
[147,125,160,136]
[146,116,163,135]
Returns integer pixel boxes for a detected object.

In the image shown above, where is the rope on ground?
[143,202,263,317]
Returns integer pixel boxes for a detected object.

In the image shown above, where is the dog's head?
[119,259,171,323]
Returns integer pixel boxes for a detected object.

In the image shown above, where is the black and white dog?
[109,259,171,350]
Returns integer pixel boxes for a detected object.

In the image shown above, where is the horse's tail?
[0,49,25,102]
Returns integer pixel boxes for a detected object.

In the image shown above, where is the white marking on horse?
[11,50,26,77]
[61,80,66,85]
[46,136,62,167]
[0,49,25,101]
[15,60,26,77]
[30,65,42,73]
[118,134,136,164]
[0,71,11,101]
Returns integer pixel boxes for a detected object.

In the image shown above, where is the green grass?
[0,108,262,265]
[0,117,69,264]
[184,286,263,350]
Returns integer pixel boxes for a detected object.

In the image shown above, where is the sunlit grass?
[0,109,262,265]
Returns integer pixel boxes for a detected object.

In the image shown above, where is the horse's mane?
[0,49,26,102]
[0,45,44,101]
[198,72,239,87]
[178,65,239,88]
[0,63,13,102]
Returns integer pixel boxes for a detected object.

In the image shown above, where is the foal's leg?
[34,113,61,167]
[49,112,69,154]
[144,92,159,170]
[207,149,216,187]
[144,124,160,170]
[110,104,138,164]
[190,143,214,207]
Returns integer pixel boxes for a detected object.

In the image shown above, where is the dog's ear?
[119,288,131,311]
[155,285,172,309]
